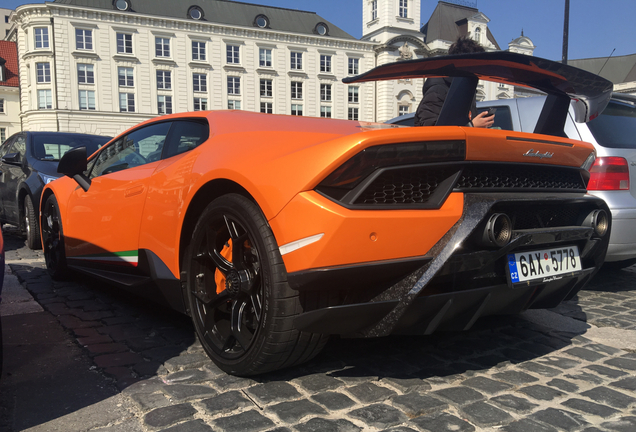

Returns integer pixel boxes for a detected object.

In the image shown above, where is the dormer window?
[315,23,329,36]
[114,0,130,11]
[475,27,482,43]
[254,14,269,29]
[188,6,203,20]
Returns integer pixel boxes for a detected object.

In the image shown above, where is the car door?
[0,134,27,225]
[0,135,17,221]
[62,121,172,264]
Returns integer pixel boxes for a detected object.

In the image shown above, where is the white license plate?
[507,246,581,284]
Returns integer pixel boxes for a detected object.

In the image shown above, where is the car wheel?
[41,194,69,280]
[185,194,329,376]
[24,196,41,250]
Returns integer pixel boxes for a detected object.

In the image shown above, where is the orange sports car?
[41,52,613,376]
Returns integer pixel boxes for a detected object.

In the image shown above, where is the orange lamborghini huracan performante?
[42,52,613,376]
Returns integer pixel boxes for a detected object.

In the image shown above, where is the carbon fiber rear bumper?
[291,193,610,337]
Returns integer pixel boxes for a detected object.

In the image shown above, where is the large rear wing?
[343,52,613,137]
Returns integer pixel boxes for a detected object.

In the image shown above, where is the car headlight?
[38,172,60,185]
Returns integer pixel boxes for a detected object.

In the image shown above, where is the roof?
[50,0,355,39]
[568,54,636,85]
[420,1,500,50]
[0,41,19,88]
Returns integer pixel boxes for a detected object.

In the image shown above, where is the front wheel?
[41,194,69,280]
[24,196,41,250]
[185,194,328,376]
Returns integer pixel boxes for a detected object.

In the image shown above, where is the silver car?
[389,94,636,267]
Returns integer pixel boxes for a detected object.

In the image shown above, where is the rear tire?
[24,196,41,250]
[41,194,69,280]
[184,194,329,376]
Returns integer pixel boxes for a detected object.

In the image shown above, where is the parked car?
[391,94,636,268]
[0,132,111,249]
[42,52,612,375]
[0,225,4,377]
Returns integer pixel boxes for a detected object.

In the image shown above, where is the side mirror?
[1,152,21,165]
[58,146,91,191]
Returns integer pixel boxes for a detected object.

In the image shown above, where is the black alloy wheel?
[185,194,328,376]
[41,194,68,280]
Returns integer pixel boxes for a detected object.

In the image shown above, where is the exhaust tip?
[484,213,512,248]
[585,209,609,237]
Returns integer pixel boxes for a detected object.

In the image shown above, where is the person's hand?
[471,111,495,128]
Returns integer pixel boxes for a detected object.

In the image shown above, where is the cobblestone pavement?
[2,226,636,432]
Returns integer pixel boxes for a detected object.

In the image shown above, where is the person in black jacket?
[414,36,495,128]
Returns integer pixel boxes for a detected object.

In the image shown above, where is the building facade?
[8,0,377,136]
[0,41,20,143]
[7,0,540,135]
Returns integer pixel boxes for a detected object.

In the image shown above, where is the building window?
[321,106,332,118]
[116,33,133,54]
[194,97,207,111]
[76,29,93,50]
[348,86,359,103]
[77,64,94,84]
[398,105,409,116]
[227,45,240,64]
[36,63,51,83]
[291,82,303,99]
[290,52,303,70]
[260,102,272,114]
[371,0,378,20]
[0,128,5,144]
[474,27,481,43]
[158,95,172,115]
[35,27,49,49]
[319,84,332,102]
[227,77,240,95]
[192,41,206,61]
[119,93,135,112]
[260,79,272,97]
[38,89,52,109]
[0,98,4,113]
[118,67,134,87]
[259,48,272,67]
[228,100,241,110]
[348,58,359,75]
[320,55,331,73]
[155,37,170,57]
[157,70,171,90]
[399,0,408,18]
[348,107,359,121]
[193,73,207,92]
[291,104,303,116]
[79,90,96,110]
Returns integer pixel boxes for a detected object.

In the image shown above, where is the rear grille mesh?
[351,164,585,206]
[354,166,457,205]
[456,164,586,190]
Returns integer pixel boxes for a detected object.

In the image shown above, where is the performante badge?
[523,149,554,159]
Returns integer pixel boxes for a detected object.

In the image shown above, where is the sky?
[1,0,634,62]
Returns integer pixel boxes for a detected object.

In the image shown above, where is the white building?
[6,0,538,135]
[0,41,20,143]
[1,8,13,40]
[8,0,378,136]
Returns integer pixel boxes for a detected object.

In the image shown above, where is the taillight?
[587,157,630,190]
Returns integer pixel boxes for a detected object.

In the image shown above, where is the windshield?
[32,134,111,161]
[587,100,636,149]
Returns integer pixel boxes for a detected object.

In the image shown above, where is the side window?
[12,135,27,157]
[478,106,513,131]
[0,136,16,158]
[164,120,209,159]
[90,122,172,178]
